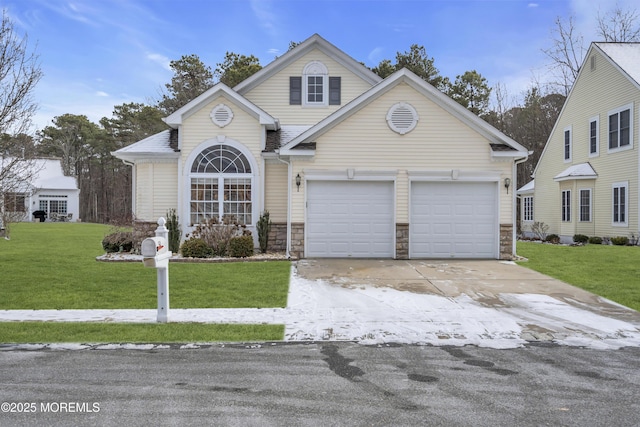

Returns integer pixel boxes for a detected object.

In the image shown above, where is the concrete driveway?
[291,259,640,348]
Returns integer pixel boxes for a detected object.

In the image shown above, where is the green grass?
[517,241,640,312]
[0,222,290,343]
[0,322,284,343]
[0,222,290,309]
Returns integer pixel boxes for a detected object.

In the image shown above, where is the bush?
[188,216,249,257]
[531,221,549,241]
[166,209,181,253]
[611,236,629,246]
[545,234,560,244]
[180,238,213,258]
[573,234,589,244]
[102,231,134,253]
[229,235,254,258]
[588,236,603,245]
[256,211,271,254]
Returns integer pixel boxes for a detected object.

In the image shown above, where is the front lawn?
[0,222,290,343]
[516,241,640,312]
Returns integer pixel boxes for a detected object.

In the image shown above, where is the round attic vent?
[210,104,234,127]
[386,102,418,135]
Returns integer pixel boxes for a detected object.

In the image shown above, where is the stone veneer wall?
[290,223,304,259]
[499,223,513,260]
[267,222,287,252]
[395,223,409,259]
[132,220,158,253]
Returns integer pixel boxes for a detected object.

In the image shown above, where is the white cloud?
[147,53,171,71]
[95,91,109,97]
[367,46,384,64]
[528,3,539,8]
[250,0,279,37]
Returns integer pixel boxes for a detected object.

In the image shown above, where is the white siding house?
[113,34,528,259]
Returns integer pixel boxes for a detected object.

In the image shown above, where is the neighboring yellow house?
[114,34,528,259]
[520,42,639,243]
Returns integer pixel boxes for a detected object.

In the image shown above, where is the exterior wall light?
[296,173,301,192]
[504,177,511,194]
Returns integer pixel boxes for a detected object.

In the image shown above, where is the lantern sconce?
[295,173,301,192]
[504,177,511,194]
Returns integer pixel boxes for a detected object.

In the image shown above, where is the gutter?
[512,152,532,258]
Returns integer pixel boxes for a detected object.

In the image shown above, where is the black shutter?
[329,76,341,105]
[290,76,302,105]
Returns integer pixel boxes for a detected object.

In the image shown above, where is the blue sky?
[1,0,634,132]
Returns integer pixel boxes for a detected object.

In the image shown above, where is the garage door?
[410,181,497,258]
[307,181,394,257]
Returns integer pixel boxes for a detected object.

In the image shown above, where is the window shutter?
[290,76,302,105]
[329,76,341,105]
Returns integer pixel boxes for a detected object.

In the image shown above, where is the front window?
[579,189,591,222]
[612,182,628,225]
[523,196,534,222]
[564,127,572,161]
[608,105,632,151]
[303,61,328,106]
[562,190,571,222]
[589,116,599,156]
[307,76,324,103]
[189,144,252,226]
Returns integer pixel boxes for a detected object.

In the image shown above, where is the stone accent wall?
[499,223,513,260]
[290,222,304,259]
[267,222,287,252]
[395,223,409,259]
[133,220,157,253]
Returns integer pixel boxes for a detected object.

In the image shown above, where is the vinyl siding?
[135,161,178,221]
[290,82,512,223]
[264,162,288,222]
[243,48,374,125]
[534,47,639,239]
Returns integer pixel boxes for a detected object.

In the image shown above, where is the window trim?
[607,103,634,153]
[303,61,328,107]
[563,125,572,162]
[522,196,534,222]
[612,181,628,226]
[579,188,591,222]
[561,189,571,222]
[589,116,599,157]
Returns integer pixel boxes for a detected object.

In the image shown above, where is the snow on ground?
[1,266,639,349]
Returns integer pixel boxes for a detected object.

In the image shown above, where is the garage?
[306,180,394,257]
[410,181,498,258]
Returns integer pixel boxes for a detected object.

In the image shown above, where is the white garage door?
[306,181,394,258]
[410,181,497,258]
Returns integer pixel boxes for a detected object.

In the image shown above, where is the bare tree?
[542,16,585,96]
[0,10,43,238]
[597,3,640,42]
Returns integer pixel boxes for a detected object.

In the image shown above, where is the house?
[520,42,639,243]
[1,158,80,223]
[113,34,528,259]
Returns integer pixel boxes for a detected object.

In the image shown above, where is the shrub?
[102,231,134,253]
[189,216,249,257]
[180,238,213,258]
[256,211,271,253]
[166,209,181,253]
[545,234,560,244]
[573,234,589,244]
[588,236,603,245]
[531,222,549,241]
[229,235,254,258]
[611,236,629,246]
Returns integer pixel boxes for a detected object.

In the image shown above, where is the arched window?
[189,144,252,225]
[303,61,328,105]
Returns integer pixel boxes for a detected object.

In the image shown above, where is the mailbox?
[141,237,171,268]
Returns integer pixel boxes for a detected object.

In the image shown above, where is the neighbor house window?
[589,116,599,156]
[579,189,591,222]
[608,104,633,151]
[38,195,68,214]
[4,192,26,212]
[562,190,571,222]
[189,144,252,226]
[523,196,534,222]
[563,126,572,162]
[612,182,628,225]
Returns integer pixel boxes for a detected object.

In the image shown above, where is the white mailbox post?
[141,217,172,323]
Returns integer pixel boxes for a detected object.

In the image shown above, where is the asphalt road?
[1,342,639,427]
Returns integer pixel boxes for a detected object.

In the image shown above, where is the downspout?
[276,153,292,259]
[512,152,531,258]
[119,159,136,217]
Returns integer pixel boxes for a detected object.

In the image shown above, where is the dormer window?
[290,61,341,107]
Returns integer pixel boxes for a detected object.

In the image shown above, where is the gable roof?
[279,68,528,157]
[163,82,278,129]
[33,159,79,191]
[234,33,382,95]
[595,42,640,89]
